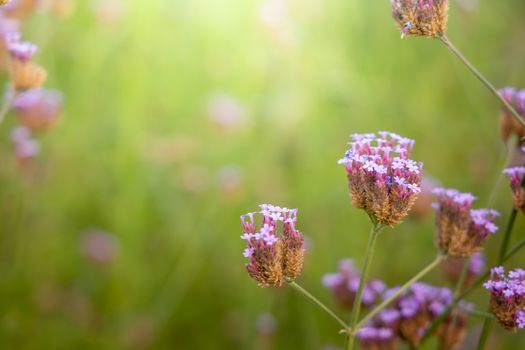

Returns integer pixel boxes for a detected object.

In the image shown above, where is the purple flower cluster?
[356,282,467,348]
[241,204,304,286]
[499,87,525,141]
[10,125,39,159]
[13,88,63,131]
[432,188,499,257]
[6,34,36,61]
[503,166,525,212]
[322,259,386,309]
[484,266,525,331]
[339,132,423,226]
[356,326,396,350]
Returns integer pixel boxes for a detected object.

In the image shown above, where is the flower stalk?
[353,254,445,334]
[286,279,349,331]
[438,35,525,130]
[345,222,383,350]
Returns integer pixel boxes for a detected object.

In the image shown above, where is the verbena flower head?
[433,188,500,257]
[484,266,525,331]
[241,204,304,287]
[498,87,525,142]
[390,0,449,38]
[322,259,386,309]
[339,132,422,226]
[442,252,486,288]
[5,34,47,91]
[371,283,466,349]
[10,125,39,159]
[13,88,63,132]
[504,166,525,212]
[356,326,397,350]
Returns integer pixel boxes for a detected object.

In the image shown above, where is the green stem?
[346,223,383,350]
[286,280,349,331]
[439,35,525,131]
[354,255,445,331]
[477,207,518,350]
[0,84,14,125]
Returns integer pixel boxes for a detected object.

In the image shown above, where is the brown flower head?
[504,166,525,212]
[391,0,449,38]
[241,204,304,287]
[433,188,499,257]
[339,132,423,226]
[484,266,525,332]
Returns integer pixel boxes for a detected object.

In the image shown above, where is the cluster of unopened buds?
[0,0,65,171]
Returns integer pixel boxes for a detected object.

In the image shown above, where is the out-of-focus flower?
[322,259,386,310]
[441,252,485,288]
[484,266,525,331]
[503,166,525,212]
[207,93,246,130]
[498,87,525,142]
[217,165,243,196]
[241,204,304,287]
[48,0,74,18]
[10,125,39,159]
[391,0,449,38]
[256,313,277,335]
[435,307,468,350]
[80,229,119,265]
[13,88,63,131]
[0,1,12,6]
[356,326,397,350]
[339,131,423,226]
[3,0,41,20]
[410,176,439,219]
[433,188,499,257]
[6,35,47,91]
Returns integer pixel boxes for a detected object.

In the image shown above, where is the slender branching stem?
[0,84,15,125]
[345,222,383,350]
[439,35,525,130]
[476,207,519,350]
[286,280,349,331]
[354,255,445,332]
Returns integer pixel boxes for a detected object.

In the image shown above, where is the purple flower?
[484,266,525,331]
[241,204,304,287]
[504,166,525,212]
[339,131,423,226]
[13,88,63,131]
[433,187,499,257]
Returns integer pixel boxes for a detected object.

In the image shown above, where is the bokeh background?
[0,0,525,348]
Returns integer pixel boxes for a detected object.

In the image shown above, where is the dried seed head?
[240,204,305,287]
[391,0,449,38]
[498,87,525,142]
[484,266,525,332]
[9,60,47,90]
[504,166,525,212]
[339,131,423,226]
[13,88,63,131]
[433,188,499,257]
[322,259,386,310]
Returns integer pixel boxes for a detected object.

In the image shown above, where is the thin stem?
[286,280,349,331]
[346,223,383,350]
[354,255,445,331]
[477,207,519,350]
[462,308,495,319]
[439,35,525,131]
[0,84,14,125]
[421,235,525,345]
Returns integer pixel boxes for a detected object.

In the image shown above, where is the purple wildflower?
[339,132,423,226]
[504,166,525,212]
[484,266,525,331]
[433,187,500,257]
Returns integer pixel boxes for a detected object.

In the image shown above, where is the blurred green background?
[0,0,525,348]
